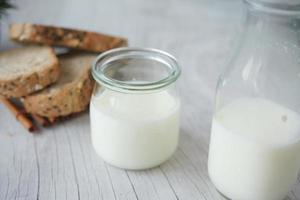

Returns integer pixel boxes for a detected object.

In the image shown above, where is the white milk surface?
[208,98,300,200]
[90,90,180,170]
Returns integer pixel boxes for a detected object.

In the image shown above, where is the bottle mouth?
[92,47,181,93]
[245,0,300,14]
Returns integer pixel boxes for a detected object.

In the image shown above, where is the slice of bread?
[23,53,96,118]
[0,46,60,98]
[10,23,128,53]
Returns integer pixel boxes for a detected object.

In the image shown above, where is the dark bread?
[10,23,128,53]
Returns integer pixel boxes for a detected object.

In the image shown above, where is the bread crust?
[0,47,60,98]
[10,23,128,53]
[23,55,95,118]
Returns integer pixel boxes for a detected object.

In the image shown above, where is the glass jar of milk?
[90,48,181,170]
[208,0,300,199]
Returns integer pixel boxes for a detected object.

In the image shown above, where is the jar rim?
[92,47,181,93]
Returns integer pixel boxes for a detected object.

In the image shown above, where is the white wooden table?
[1,0,300,199]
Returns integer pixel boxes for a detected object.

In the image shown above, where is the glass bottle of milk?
[208,0,300,199]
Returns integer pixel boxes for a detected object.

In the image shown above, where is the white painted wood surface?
[0,0,300,199]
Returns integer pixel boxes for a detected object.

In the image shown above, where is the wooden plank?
[126,168,179,200]
[0,105,39,200]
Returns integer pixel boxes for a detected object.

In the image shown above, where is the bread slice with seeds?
[0,46,59,98]
[10,23,128,53]
[23,53,96,118]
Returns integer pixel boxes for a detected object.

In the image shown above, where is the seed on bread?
[0,46,60,98]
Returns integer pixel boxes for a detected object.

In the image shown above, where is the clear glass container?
[208,0,300,199]
[90,47,181,170]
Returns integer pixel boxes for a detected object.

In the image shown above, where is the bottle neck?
[243,2,300,45]
[246,0,300,13]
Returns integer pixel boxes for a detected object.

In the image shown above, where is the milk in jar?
[90,90,180,170]
[90,47,181,170]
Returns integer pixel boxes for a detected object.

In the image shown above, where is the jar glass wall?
[90,48,181,170]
